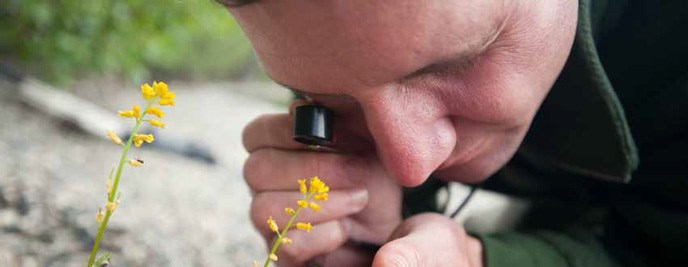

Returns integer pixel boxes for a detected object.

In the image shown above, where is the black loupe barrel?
[293,105,333,147]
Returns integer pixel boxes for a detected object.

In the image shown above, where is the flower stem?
[87,210,113,266]
[263,193,313,267]
[87,100,154,266]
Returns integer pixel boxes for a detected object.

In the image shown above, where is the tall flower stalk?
[87,81,176,267]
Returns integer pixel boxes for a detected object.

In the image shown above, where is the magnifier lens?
[293,105,333,147]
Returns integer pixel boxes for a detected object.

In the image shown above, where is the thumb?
[371,213,483,267]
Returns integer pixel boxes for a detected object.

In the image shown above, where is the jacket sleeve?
[474,229,622,267]
[474,196,688,267]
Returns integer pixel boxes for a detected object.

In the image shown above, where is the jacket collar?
[518,0,638,183]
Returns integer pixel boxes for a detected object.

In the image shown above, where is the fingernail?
[350,188,369,208]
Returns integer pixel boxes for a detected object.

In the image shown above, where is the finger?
[251,189,369,238]
[321,241,376,267]
[244,149,376,191]
[243,113,306,153]
[372,213,472,267]
[272,220,349,266]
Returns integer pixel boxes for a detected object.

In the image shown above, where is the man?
[220,0,688,266]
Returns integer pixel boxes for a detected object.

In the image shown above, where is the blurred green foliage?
[0,0,256,83]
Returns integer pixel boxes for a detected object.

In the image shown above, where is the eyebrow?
[402,53,476,82]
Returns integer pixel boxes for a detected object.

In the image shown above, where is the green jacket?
[406,0,688,266]
[477,0,688,266]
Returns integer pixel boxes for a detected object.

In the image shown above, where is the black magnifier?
[293,104,334,147]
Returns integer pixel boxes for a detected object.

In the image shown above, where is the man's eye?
[403,56,476,83]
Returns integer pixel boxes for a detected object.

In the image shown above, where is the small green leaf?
[93,252,112,267]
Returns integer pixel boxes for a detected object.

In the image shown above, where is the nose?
[357,88,456,187]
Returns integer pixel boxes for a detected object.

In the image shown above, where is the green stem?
[87,100,154,267]
[263,193,313,267]
[87,211,113,266]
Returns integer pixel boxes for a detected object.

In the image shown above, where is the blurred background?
[0,0,264,83]
[0,0,291,266]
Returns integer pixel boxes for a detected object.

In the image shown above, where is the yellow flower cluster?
[100,81,174,219]
[108,81,176,152]
[140,81,175,105]
[260,176,329,266]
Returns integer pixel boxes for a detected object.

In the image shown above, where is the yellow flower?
[146,107,165,118]
[161,91,175,100]
[106,130,123,145]
[96,208,104,223]
[105,201,118,212]
[314,192,328,201]
[308,176,328,194]
[128,158,144,167]
[252,261,259,267]
[297,200,308,208]
[285,207,295,216]
[267,216,279,233]
[133,134,154,147]
[153,81,169,96]
[298,179,307,194]
[117,110,134,118]
[308,202,321,212]
[148,120,165,129]
[281,237,293,244]
[269,253,278,262]
[158,98,175,106]
[118,105,140,118]
[296,222,312,232]
[141,83,156,100]
[154,82,175,106]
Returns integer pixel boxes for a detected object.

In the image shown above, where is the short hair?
[215,0,257,7]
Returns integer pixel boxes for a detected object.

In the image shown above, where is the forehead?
[230,0,496,92]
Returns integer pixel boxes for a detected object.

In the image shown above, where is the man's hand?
[373,213,484,267]
[243,102,403,266]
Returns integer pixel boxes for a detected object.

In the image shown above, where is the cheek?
[440,51,544,128]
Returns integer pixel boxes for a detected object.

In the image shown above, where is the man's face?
[229,0,577,186]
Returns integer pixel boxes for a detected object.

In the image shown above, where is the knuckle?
[249,194,271,229]
[248,197,263,228]
[243,152,260,187]
[241,115,263,148]
[243,150,269,189]
[242,114,277,151]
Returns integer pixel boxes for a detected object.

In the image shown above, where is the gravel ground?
[0,78,289,267]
